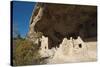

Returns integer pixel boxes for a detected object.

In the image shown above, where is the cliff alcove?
[28,2,97,49]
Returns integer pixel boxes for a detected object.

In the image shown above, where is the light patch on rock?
[27,6,44,43]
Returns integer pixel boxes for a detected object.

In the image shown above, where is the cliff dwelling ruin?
[27,2,97,63]
[28,2,97,49]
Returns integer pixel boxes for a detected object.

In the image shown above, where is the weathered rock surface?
[28,2,97,49]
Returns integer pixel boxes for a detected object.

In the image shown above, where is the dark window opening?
[45,46,46,49]
[79,44,82,48]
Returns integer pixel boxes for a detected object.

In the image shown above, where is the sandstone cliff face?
[28,2,97,49]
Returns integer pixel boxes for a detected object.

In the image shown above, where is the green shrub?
[13,39,41,66]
